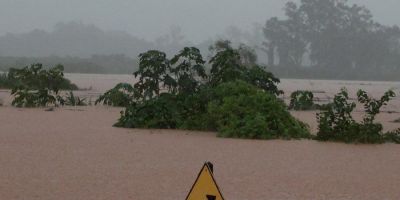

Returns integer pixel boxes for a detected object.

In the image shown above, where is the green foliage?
[95,83,137,107]
[116,81,311,140]
[134,50,175,99]
[207,81,310,139]
[115,93,178,129]
[0,73,16,89]
[316,88,361,143]
[357,90,396,123]
[209,46,244,86]
[58,78,78,91]
[316,88,397,144]
[9,64,77,107]
[384,129,400,144]
[289,90,315,110]
[116,46,310,141]
[245,65,283,96]
[175,86,214,130]
[8,64,78,90]
[316,103,335,111]
[170,47,207,94]
[208,41,282,96]
[60,91,87,106]
[12,88,57,108]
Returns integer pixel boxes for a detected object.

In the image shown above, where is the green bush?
[9,64,78,107]
[209,47,244,86]
[115,93,178,129]
[57,78,78,91]
[133,50,175,99]
[59,91,87,106]
[245,65,283,96]
[316,88,397,144]
[0,73,15,89]
[289,90,315,110]
[95,83,137,107]
[385,129,400,144]
[116,81,311,140]
[175,86,214,130]
[116,89,212,130]
[2,71,77,90]
[170,47,207,94]
[12,88,57,107]
[115,45,310,141]
[208,81,310,139]
[208,42,282,96]
[6,65,77,90]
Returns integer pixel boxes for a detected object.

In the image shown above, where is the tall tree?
[170,47,207,94]
[263,0,400,74]
[134,50,175,99]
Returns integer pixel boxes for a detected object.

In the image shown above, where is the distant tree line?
[262,0,400,80]
[0,55,138,74]
[1,1,400,80]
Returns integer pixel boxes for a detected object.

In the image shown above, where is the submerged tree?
[9,64,77,107]
[134,50,175,100]
[170,47,207,94]
[208,40,283,95]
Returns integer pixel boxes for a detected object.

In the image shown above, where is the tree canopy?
[263,0,400,74]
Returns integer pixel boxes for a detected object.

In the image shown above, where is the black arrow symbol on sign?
[206,195,216,200]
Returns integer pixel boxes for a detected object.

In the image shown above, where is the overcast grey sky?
[1,0,399,42]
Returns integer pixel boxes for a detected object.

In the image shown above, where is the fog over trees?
[262,0,400,80]
[0,0,400,80]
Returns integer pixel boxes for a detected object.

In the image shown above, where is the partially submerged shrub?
[245,65,283,96]
[58,78,78,91]
[133,50,175,99]
[115,93,178,129]
[115,45,310,141]
[317,103,334,111]
[9,64,78,107]
[208,81,310,139]
[384,129,400,144]
[7,65,77,90]
[316,88,397,144]
[289,90,315,110]
[116,81,311,140]
[59,91,87,106]
[12,88,57,107]
[209,50,245,85]
[175,86,214,130]
[170,47,207,94]
[95,83,137,107]
[208,42,282,96]
[0,73,16,89]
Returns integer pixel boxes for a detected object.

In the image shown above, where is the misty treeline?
[0,55,137,74]
[0,22,193,74]
[1,0,400,80]
[263,0,400,80]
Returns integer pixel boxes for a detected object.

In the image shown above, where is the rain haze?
[1,0,399,42]
[1,0,400,77]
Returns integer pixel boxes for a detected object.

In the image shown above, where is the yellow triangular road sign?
[185,162,225,200]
